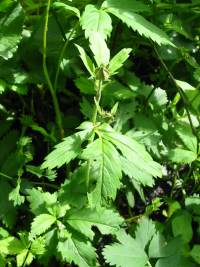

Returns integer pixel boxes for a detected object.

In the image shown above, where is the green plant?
[0,0,199,266]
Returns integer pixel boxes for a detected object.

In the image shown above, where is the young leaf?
[9,178,25,206]
[89,32,110,67]
[53,2,80,18]
[109,48,132,75]
[65,208,123,240]
[30,214,56,237]
[81,4,112,40]
[57,238,97,267]
[75,44,95,77]
[104,2,173,46]
[81,138,122,206]
[42,129,92,169]
[103,230,148,267]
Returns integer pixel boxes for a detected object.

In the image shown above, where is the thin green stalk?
[0,171,12,181]
[43,0,63,138]
[86,79,103,189]
[153,44,200,154]
[54,22,79,91]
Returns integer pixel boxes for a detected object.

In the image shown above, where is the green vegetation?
[0,0,199,266]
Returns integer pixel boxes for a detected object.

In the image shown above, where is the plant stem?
[54,22,79,91]
[43,0,64,138]
[153,44,200,154]
[0,171,12,181]
[85,79,103,189]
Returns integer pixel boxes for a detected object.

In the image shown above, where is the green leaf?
[190,245,200,264]
[148,234,182,258]
[0,3,24,59]
[135,217,156,249]
[168,148,197,163]
[104,1,173,46]
[9,178,25,206]
[109,48,132,75]
[30,214,56,237]
[89,32,110,66]
[59,164,88,208]
[103,230,148,267]
[0,236,24,255]
[75,44,95,77]
[31,236,46,256]
[27,188,57,215]
[103,0,150,13]
[176,123,197,153]
[0,0,13,12]
[53,2,80,18]
[149,87,168,107]
[42,129,92,169]
[57,238,97,267]
[81,5,112,40]
[0,180,16,228]
[66,208,123,240]
[171,210,193,243]
[17,249,33,267]
[100,127,162,185]
[81,138,122,206]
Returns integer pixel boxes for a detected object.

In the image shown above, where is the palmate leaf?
[81,138,122,206]
[81,4,112,40]
[0,3,24,59]
[57,237,97,267]
[42,129,92,169]
[65,208,123,240]
[104,0,173,46]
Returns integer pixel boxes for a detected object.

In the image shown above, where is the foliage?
[0,0,199,266]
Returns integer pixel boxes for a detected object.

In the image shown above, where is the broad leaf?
[30,214,56,236]
[0,3,24,59]
[171,210,193,243]
[81,5,112,40]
